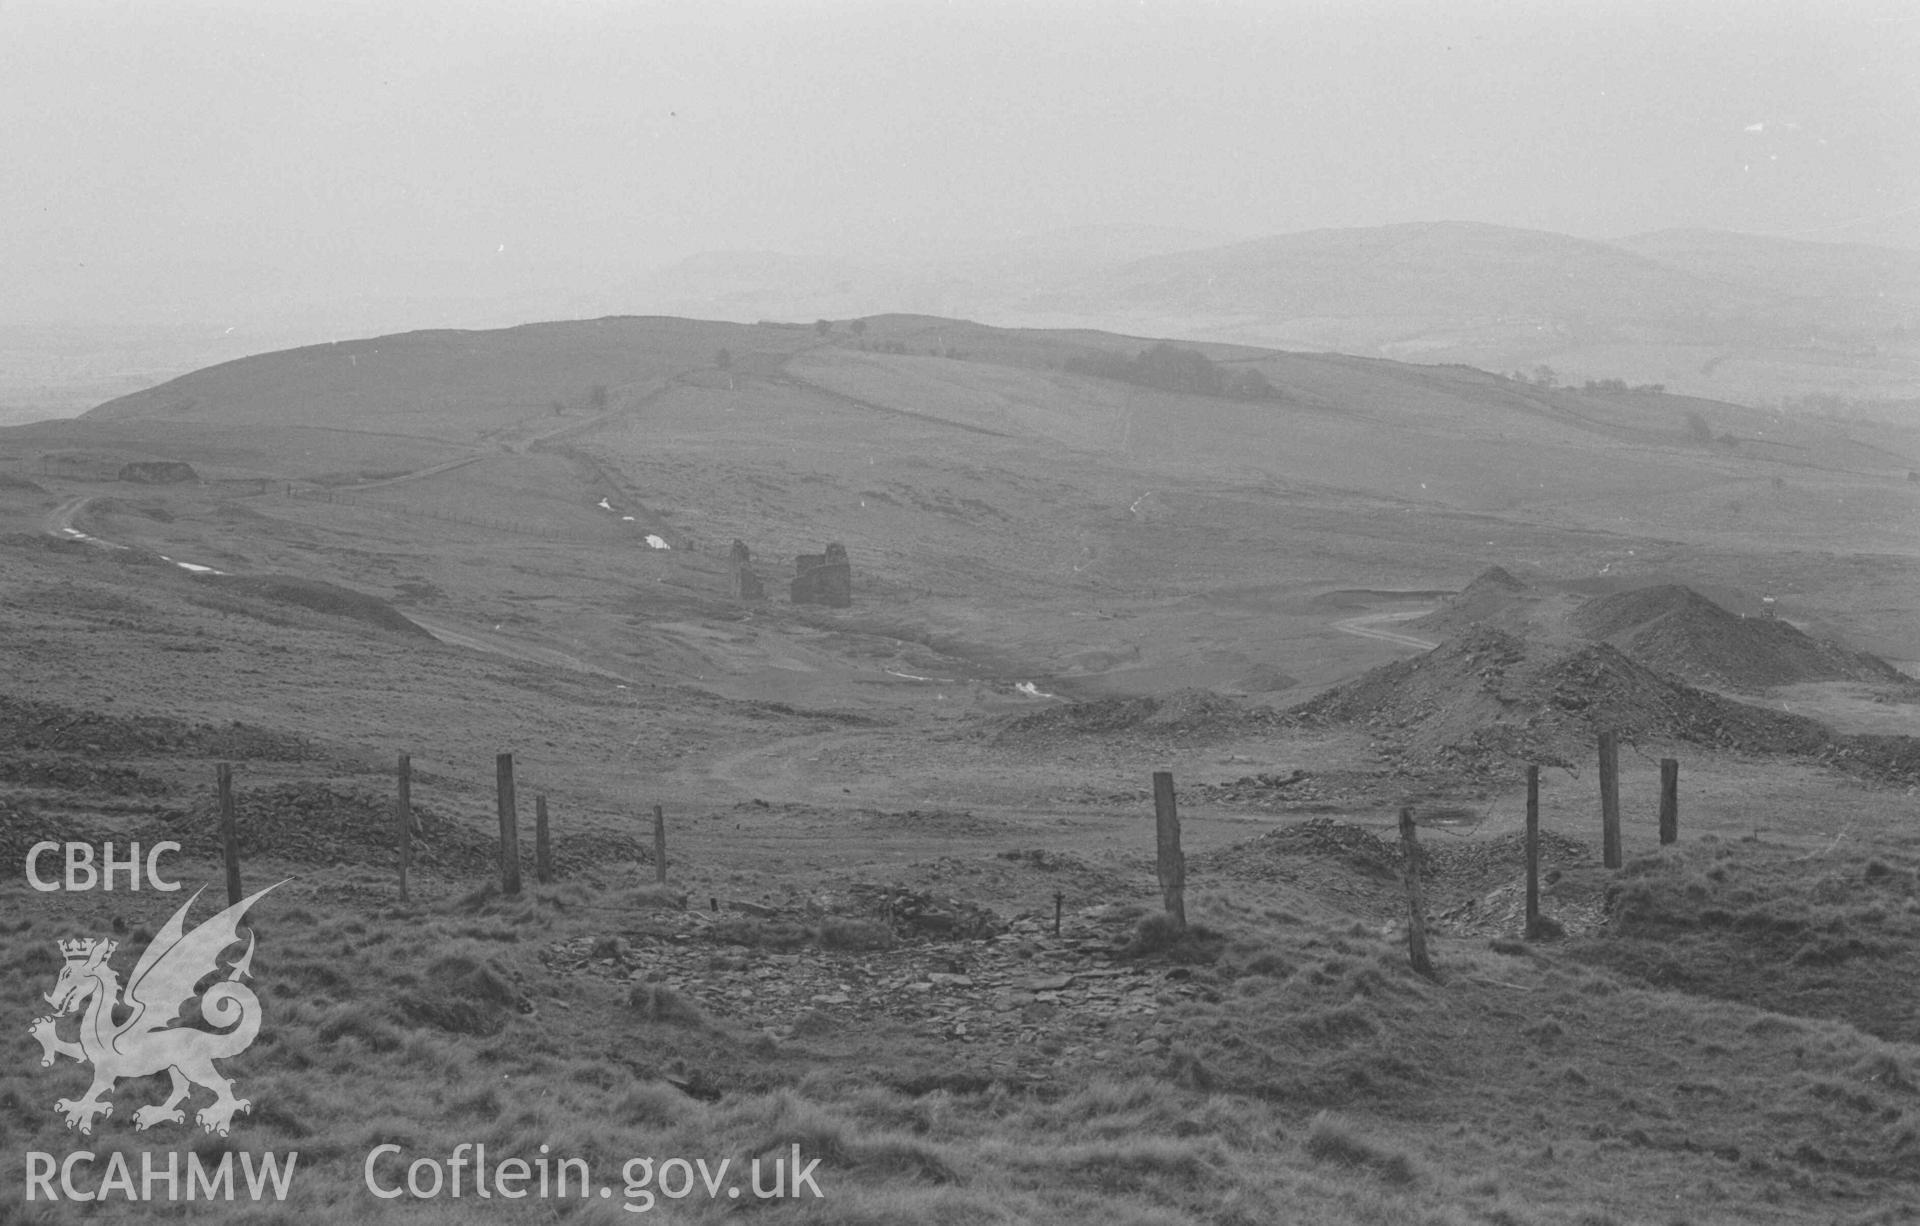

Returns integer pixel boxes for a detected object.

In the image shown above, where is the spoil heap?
[1290,625,1833,776]
[1408,564,1540,639]
[1572,584,1911,692]
[0,695,316,760]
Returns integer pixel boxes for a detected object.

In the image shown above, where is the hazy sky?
[5,0,1916,328]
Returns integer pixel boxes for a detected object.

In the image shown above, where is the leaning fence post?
[1524,765,1541,939]
[395,753,412,902]
[1401,806,1435,978]
[1152,771,1186,928]
[1598,730,1622,869]
[217,762,242,907]
[535,794,551,884]
[496,753,521,895]
[1659,758,1679,846]
[652,804,668,885]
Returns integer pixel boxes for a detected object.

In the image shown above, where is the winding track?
[45,495,111,544]
[41,495,641,682]
[1331,609,1439,651]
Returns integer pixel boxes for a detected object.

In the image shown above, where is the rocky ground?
[549,898,1219,1081]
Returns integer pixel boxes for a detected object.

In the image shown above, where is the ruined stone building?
[118,460,199,484]
[728,539,765,600]
[790,542,852,607]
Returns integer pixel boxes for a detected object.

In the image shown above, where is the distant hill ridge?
[621,220,1920,406]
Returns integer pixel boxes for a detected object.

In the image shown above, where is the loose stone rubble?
[546,902,1219,1064]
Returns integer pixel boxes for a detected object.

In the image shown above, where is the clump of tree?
[1506,365,1559,388]
[1581,377,1666,393]
[1065,342,1281,400]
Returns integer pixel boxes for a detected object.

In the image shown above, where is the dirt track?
[1332,609,1439,651]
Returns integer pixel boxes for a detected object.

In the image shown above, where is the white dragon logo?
[29,882,283,1137]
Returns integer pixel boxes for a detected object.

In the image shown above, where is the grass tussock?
[1123,913,1226,963]
[588,933,629,960]
[708,916,813,950]
[617,1081,696,1127]
[630,884,686,910]
[1576,840,1920,1043]
[387,943,530,1036]
[1039,1135,1225,1193]
[1303,1111,1423,1186]
[1853,1046,1916,1092]
[314,1003,403,1052]
[629,983,708,1027]
[818,915,896,951]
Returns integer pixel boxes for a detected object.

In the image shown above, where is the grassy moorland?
[1,314,1917,1222]
[7,841,1920,1223]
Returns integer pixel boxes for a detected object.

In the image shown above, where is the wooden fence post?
[1598,730,1622,869]
[1659,758,1679,846]
[1401,806,1435,978]
[395,753,412,902]
[535,794,551,884]
[217,762,242,907]
[652,804,668,884]
[1152,771,1186,928]
[1524,764,1541,939]
[496,753,521,895]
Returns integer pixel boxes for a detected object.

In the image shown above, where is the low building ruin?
[790,542,852,607]
[729,539,766,600]
[118,460,199,484]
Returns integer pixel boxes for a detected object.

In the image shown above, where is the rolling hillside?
[33,312,1916,699]
[4,309,1920,1224]
[80,312,1920,535]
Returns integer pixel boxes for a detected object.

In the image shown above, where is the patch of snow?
[885,668,955,683]
[645,534,670,550]
[1015,681,1060,699]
